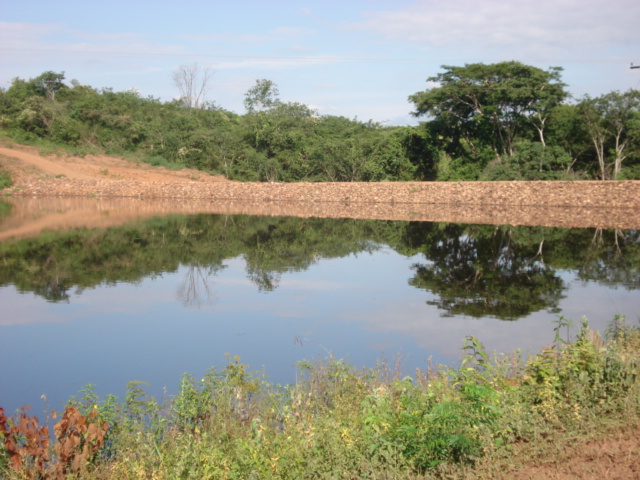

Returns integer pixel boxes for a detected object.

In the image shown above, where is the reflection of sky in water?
[1,248,639,415]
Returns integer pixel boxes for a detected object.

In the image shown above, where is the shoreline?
[7,177,640,208]
[3,178,640,231]
[3,142,640,231]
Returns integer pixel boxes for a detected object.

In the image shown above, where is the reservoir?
[1,199,638,415]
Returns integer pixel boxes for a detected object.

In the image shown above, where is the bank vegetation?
[1,316,640,479]
[1,62,639,185]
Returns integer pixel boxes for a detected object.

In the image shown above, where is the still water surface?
[1,212,638,415]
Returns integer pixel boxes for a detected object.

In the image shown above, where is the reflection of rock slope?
[1,194,638,244]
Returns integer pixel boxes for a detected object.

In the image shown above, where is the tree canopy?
[409,62,568,160]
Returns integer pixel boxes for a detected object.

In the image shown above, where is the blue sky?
[1,0,639,125]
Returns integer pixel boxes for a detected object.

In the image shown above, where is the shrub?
[142,155,186,170]
[481,141,575,181]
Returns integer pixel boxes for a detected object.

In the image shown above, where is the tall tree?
[31,71,67,101]
[606,91,640,179]
[4,71,67,104]
[580,97,610,180]
[546,104,591,175]
[579,90,640,180]
[409,62,567,159]
[243,79,280,113]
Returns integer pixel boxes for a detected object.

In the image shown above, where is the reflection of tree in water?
[177,264,227,307]
[406,224,565,320]
[2,214,637,311]
[239,218,382,292]
[576,229,640,288]
[27,254,71,302]
[0,214,387,301]
[34,276,70,302]
[247,266,281,292]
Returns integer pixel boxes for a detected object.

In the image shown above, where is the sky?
[1,0,639,125]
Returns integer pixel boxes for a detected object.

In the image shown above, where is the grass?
[141,155,187,171]
[0,136,14,190]
[0,168,12,190]
[1,315,639,479]
[2,129,99,159]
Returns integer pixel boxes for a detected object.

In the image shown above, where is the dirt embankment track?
[1,143,640,232]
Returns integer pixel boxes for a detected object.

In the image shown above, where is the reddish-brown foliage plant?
[1,405,108,479]
[53,405,109,478]
[0,406,50,478]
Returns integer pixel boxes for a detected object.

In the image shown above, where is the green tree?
[240,100,317,181]
[480,141,574,181]
[243,79,280,113]
[579,91,640,180]
[397,126,439,180]
[409,62,567,173]
[30,71,67,101]
[601,90,640,180]
[5,71,67,103]
[546,104,591,176]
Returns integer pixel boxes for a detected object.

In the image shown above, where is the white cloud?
[213,55,341,70]
[74,31,142,42]
[270,26,316,36]
[179,32,270,44]
[311,83,336,89]
[0,21,189,61]
[349,0,640,60]
[0,21,64,42]
[291,44,314,54]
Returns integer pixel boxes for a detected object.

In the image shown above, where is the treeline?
[0,62,638,181]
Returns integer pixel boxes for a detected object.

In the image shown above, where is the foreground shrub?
[0,405,108,479]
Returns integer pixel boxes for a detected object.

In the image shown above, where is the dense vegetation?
[1,62,638,182]
[2,315,640,479]
[1,215,638,321]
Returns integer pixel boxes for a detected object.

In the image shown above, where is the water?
[1,211,638,415]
